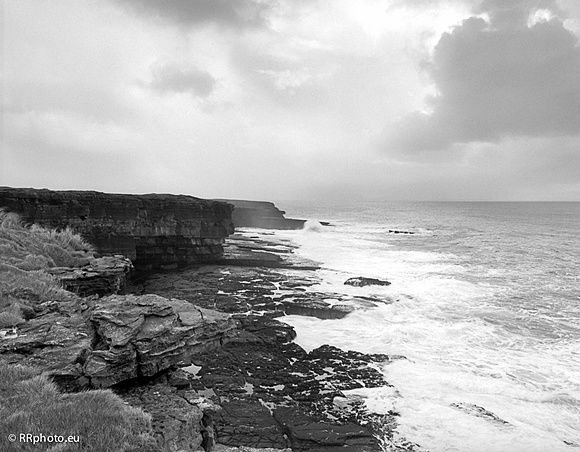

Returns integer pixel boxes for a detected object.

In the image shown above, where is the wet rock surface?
[117,231,408,450]
[218,233,320,269]
[140,265,386,320]
[118,315,400,451]
[344,277,391,287]
[137,233,391,321]
[450,403,510,425]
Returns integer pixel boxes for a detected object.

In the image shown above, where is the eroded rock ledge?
[0,186,234,270]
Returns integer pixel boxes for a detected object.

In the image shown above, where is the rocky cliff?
[217,199,306,230]
[0,187,234,270]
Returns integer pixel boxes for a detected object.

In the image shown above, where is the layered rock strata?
[0,187,234,270]
[217,199,306,230]
[120,316,403,452]
[0,293,237,391]
[87,294,238,387]
[47,255,133,296]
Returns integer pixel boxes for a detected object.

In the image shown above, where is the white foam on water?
[271,223,580,451]
[281,308,580,451]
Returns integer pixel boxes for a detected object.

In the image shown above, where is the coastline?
[4,191,577,451]
[0,188,406,452]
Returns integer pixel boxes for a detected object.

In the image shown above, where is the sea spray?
[271,201,580,451]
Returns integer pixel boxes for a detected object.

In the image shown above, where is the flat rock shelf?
[124,230,415,452]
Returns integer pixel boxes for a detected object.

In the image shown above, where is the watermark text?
[7,433,80,445]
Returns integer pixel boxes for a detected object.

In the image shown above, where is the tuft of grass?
[0,311,24,328]
[0,210,94,270]
[0,364,160,452]
[0,210,93,313]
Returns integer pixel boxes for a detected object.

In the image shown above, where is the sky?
[1,0,580,201]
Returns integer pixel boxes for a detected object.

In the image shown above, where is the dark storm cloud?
[150,64,216,98]
[384,0,580,154]
[114,0,274,29]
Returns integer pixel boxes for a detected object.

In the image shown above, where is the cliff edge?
[0,187,234,270]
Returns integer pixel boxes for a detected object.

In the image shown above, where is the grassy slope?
[0,210,160,452]
[0,209,92,328]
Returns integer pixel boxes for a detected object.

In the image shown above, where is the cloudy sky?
[2,0,580,201]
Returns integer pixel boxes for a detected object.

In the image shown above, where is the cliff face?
[216,199,306,230]
[0,187,234,270]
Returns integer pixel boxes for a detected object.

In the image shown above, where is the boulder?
[85,294,238,387]
[47,255,133,296]
[344,277,391,287]
[274,407,376,452]
[450,403,509,425]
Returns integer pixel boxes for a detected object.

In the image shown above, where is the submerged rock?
[450,402,509,425]
[344,277,391,287]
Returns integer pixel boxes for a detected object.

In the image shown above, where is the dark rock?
[387,230,415,235]
[47,255,133,296]
[450,403,509,425]
[218,234,320,270]
[216,199,306,230]
[168,369,192,390]
[0,187,234,270]
[118,382,206,452]
[216,400,290,449]
[274,407,376,451]
[282,298,355,319]
[0,298,93,390]
[233,315,297,344]
[141,264,385,322]
[344,277,391,287]
[187,323,397,451]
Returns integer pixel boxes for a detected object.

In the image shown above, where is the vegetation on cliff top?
[0,210,160,451]
[0,209,95,328]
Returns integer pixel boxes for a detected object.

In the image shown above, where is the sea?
[260,202,580,452]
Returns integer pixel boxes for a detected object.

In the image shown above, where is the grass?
[0,209,94,270]
[0,209,95,326]
[0,364,160,452]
